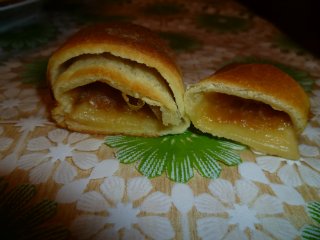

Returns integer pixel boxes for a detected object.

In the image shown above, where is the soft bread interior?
[185,91,299,159]
[52,53,183,135]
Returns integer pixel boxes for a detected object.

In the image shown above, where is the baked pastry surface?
[47,23,189,136]
[185,63,310,159]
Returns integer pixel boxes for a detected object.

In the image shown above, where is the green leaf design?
[18,200,58,228]
[101,0,130,4]
[273,34,307,54]
[26,225,70,240]
[0,177,8,195]
[0,22,58,51]
[224,56,314,92]
[73,12,133,24]
[0,183,36,216]
[196,14,250,32]
[105,130,246,183]
[158,31,201,52]
[301,225,320,240]
[307,201,320,224]
[21,58,48,87]
[301,201,320,240]
[0,179,69,240]
[143,2,184,16]
[276,63,315,92]
[50,0,132,24]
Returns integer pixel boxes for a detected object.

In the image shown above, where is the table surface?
[1,0,320,239]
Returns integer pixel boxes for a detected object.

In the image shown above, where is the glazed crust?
[185,63,310,159]
[209,64,309,132]
[47,23,189,136]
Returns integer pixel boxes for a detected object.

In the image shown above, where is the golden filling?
[72,82,159,118]
[60,82,169,135]
[202,93,291,130]
[192,92,298,158]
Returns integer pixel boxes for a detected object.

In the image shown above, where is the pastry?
[47,23,190,136]
[185,63,310,159]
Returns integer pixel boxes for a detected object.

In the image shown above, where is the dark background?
[237,0,320,57]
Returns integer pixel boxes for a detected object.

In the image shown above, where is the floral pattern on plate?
[71,176,174,240]
[195,179,299,240]
[18,128,103,184]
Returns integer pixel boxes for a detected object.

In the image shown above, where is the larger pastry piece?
[47,23,189,136]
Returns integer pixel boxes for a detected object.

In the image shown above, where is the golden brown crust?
[192,64,310,132]
[185,63,310,159]
[48,23,184,103]
[47,23,189,136]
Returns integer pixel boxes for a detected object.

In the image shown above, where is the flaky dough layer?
[47,23,189,136]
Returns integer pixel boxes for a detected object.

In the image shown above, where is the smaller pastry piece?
[185,63,310,159]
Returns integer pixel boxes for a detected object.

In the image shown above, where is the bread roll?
[185,63,310,159]
[47,23,189,136]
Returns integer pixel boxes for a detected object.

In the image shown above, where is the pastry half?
[185,63,310,159]
[47,23,189,136]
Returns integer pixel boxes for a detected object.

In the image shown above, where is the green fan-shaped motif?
[196,14,250,32]
[273,34,306,54]
[0,22,58,51]
[142,2,184,16]
[72,12,133,24]
[101,0,130,4]
[306,201,320,224]
[52,0,132,24]
[105,130,246,183]
[301,201,320,240]
[275,63,315,92]
[22,58,48,87]
[224,57,314,92]
[0,178,69,240]
[158,31,201,52]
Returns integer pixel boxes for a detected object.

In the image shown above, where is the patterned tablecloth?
[1,0,320,239]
